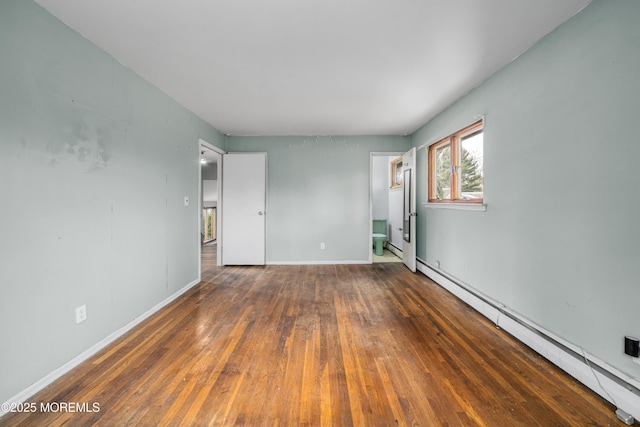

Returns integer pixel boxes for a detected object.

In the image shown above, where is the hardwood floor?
[1,244,618,426]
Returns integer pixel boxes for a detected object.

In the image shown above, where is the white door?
[221,153,267,265]
[402,148,417,272]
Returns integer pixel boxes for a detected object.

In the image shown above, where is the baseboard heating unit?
[416,258,640,422]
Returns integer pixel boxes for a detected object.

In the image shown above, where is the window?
[390,156,403,189]
[428,120,483,204]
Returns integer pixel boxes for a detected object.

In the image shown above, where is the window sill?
[423,202,487,211]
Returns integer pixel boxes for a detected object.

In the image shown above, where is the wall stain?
[47,119,110,173]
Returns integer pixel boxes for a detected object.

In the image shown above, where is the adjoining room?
[371,154,404,263]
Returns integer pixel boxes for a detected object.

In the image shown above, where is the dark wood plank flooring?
[1,244,618,426]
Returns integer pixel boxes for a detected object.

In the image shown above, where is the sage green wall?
[412,0,640,378]
[0,0,224,403]
[227,136,410,263]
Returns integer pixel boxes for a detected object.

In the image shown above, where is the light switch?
[184,196,189,206]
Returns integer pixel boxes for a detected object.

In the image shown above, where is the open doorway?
[199,139,225,275]
[370,152,404,264]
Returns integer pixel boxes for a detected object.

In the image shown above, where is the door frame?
[198,139,225,277]
[369,151,404,264]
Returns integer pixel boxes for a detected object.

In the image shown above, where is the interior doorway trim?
[198,138,226,277]
[369,151,404,264]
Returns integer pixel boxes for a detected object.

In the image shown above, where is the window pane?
[435,144,451,200]
[460,131,483,200]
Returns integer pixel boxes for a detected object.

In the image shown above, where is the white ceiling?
[34,0,591,136]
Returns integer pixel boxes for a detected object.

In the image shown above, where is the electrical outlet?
[75,305,87,324]
[320,242,325,250]
[436,260,441,269]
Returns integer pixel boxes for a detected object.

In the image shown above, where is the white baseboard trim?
[385,243,403,259]
[416,259,640,421]
[267,260,370,265]
[0,277,202,418]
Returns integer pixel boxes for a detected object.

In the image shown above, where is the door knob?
[258,211,264,215]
